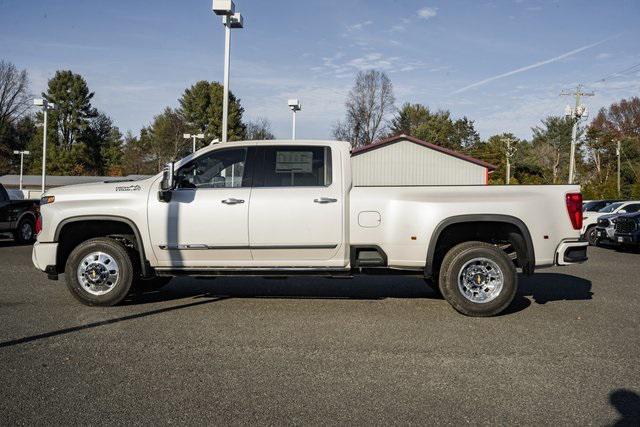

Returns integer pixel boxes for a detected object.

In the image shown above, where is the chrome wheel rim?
[20,222,33,240]
[457,257,504,304]
[77,252,119,296]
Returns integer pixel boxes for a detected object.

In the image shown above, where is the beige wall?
[352,139,487,186]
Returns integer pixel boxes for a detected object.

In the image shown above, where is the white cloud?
[417,7,438,20]
[390,25,406,33]
[596,52,612,60]
[347,20,373,31]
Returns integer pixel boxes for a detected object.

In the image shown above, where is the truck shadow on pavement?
[125,272,593,315]
[609,389,640,426]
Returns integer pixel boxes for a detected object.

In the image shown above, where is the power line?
[591,61,640,84]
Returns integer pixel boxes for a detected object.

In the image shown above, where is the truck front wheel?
[65,237,135,306]
[438,241,516,317]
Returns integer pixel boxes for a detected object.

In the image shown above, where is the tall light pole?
[288,99,301,140]
[34,98,55,193]
[616,139,621,197]
[213,0,243,143]
[561,85,593,184]
[13,150,30,191]
[183,133,205,153]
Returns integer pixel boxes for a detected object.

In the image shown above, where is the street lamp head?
[212,0,235,15]
[34,98,44,107]
[196,133,205,139]
[288,99,302,111]
[183,133,192,139]
[226,12,243,28]
[13,150,20,154]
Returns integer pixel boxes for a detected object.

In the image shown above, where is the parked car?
[613,212,640,247]
[582,199,621,213]
[0,183,40,243]
[594,213,620,245]
[32,140,587,317]
[582,201,640,245]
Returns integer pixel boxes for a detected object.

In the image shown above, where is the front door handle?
[221,198,245,205]
[314,197,337,204]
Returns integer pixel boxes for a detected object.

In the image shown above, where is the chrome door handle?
[221,198,245,205]
[314,197,337,204]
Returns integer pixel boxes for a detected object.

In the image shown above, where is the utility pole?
[561,84,594,184]
[616,139,621,197]
[502,136,517,184]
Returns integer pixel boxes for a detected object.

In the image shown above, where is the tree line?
[0,59,274,177]
[331,69,640,199]
[1,59,638,199]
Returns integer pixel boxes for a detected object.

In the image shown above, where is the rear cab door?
[248,143,349,268]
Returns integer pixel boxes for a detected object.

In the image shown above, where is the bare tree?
[246,117,275,140]
[0,60,31,126]
[332,70,395,148]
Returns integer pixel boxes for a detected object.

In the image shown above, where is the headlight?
[40,195,55,205]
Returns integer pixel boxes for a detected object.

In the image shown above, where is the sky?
[1,0,639,141]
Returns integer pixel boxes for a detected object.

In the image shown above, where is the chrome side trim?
[158,244,338,250]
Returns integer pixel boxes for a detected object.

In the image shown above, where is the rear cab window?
[254,146,332,187]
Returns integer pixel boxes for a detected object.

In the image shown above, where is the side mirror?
[159,162,175,202]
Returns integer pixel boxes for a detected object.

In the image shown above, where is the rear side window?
[624,204,640,213]
[254,146,332,187]
[0,185,8,202]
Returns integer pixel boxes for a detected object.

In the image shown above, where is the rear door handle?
[314,197,337,204]
[221,198,245,205]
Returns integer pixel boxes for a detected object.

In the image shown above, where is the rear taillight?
[34,204,42,234]
[35,215,42,234]
[566,193,583,230]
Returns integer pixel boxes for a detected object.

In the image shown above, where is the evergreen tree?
[179,80,245,142]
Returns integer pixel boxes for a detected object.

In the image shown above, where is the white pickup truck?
[32,140,587,316]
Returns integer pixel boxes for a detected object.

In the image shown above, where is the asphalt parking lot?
[1,240,639,425]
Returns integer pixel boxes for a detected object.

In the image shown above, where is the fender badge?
[115,184,141,192]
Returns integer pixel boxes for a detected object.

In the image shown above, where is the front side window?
[175,148,248,189]
[623,204,640,213]
[256,146,332,187]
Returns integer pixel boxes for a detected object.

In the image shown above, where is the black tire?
[65,237,135,306]
[586,226,598,246]
[438,241,517,317]
[13,217,35,244]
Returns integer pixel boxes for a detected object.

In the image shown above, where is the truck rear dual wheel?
[438,241,517,317]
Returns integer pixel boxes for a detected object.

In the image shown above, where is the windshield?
[598,202,624,213]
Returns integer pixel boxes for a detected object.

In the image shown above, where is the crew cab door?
[248,145,346,267]
[148,146,255,267]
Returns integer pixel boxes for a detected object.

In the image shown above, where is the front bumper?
[32,241,58,272]
[595,226,615,241]
[555,240,588,266]
[614,232,640,245]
